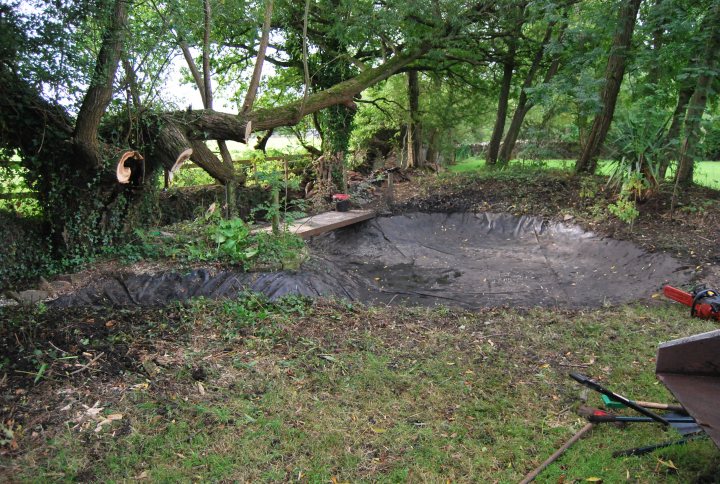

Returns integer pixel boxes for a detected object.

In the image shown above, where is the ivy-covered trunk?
[314,45,357,190]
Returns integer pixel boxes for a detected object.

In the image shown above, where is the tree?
[575,0,642,174]
[486,5,525,166]
[497,8,567,164]
[675,0,720,185]
[0,0,496,257]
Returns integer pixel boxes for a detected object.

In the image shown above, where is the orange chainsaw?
[663,285,720,321]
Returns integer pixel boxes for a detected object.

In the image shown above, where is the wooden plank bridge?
[258,209,376,239]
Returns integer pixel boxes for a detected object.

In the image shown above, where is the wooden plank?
[257,209,375,239]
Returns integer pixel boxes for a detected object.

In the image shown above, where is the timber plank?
[258,209,375,239]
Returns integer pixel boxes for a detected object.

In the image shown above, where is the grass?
[451,157,720,189]
[2,296,718,482]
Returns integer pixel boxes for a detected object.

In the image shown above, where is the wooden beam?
[256,209,376,239]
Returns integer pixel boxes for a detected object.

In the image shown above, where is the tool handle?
[587,414,618,423]
[519,423,594,484]
[569,373,670,426]
[612,438,690,458]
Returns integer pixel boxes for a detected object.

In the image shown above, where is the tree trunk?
[575,0,642,174]
[73,0,129,168]
[425,128,439,167]
[498,22,558,164]
[406,70,422,168]
[486,49,516,165]
[658,86,693,179]
[676,1,720,185]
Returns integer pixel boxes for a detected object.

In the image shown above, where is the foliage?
[0,211,55,290]
[109,202,306,271]
[0,158,41,217]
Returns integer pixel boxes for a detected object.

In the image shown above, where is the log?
[167,148,193,185]
[116,150,144,184]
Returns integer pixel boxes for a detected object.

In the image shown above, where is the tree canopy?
[1,0,719,260]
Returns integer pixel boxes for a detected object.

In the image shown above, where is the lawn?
[1,169,718,483]
[451,157,720,190]
[2,298,718,482]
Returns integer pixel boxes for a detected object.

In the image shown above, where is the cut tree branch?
[241,0,274,115]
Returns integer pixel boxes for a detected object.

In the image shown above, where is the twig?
[70,352,105,375]
[558,362,590,368]
[48,341,68,354]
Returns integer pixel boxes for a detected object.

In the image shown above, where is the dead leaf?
[198,382,206,395]
[84,401,104,418]
[585,478,602,482]
[656,458,677,470]
[95,413,123,433]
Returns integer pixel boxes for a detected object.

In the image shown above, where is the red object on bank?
[332,194,350,212]
[663,285,720,321]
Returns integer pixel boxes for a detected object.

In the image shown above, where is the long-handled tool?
[612,434,707,458]
[519,423,595,484]
[663,284,720,321]
[599,394,686,413]
[580,407,695,424]
[569,373,670,425]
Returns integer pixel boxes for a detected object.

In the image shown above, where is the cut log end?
[167,148,194,185]
[116,150,145,184]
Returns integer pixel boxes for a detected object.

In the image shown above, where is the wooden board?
[257,209,375,239]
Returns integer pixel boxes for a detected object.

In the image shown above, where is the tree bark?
[497,22,558,164]
[658,86,692,179]
[575,0,642,174]
[486,47,516,165]
[406,70,422,168]
[241,0,273,115]
[676,1,720,185]
[202,0,213,109]
[74,0,129,167]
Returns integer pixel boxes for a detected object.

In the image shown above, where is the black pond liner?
[52,212,694,309]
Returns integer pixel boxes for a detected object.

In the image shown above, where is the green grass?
[451,157,720,189]
[3,297,718,482]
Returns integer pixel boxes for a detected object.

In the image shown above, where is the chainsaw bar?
[663,285,720,321]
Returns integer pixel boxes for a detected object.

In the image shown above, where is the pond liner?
[52,212,694,309]
[51,260,364,308]
[309,212,694,309]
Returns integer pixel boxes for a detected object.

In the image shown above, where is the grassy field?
[2,297,718,482]
[451,157,720,190]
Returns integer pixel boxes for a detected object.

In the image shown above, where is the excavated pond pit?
[53,212,694,309]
